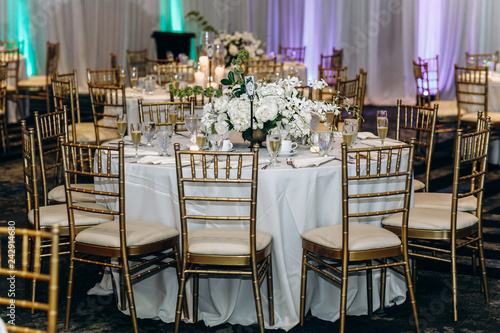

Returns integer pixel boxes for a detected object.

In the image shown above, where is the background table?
[94,134,409,330]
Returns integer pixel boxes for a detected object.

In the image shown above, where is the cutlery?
[286,158,297,169]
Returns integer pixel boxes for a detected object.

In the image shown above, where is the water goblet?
[208,133,223,151]
[130,123,142,159]
[156,127,172,156]
[342,123,354,148]
[184,115,199,143]
[117,114,127,140]
[141,121,155,147]
[266,129,281,167]
[318,130,335,156]
[377,110,388,146]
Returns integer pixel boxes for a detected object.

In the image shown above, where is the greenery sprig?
[184,11,218,35]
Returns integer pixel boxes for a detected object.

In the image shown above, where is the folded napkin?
[293,156,336,168]
[357,132,378,140]
[360,138,405,148]
[137,156,175,165]
[120,147,159,157]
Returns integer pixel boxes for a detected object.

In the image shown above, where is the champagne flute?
[169,105,179,134]
[266,129,281,167]
[119,68,127,86]
[117,114,127,140]
[156,126,172,156]
[195,132,207,150]
[377,110,388,146]
[130,66,138,90]
[130,123,142,159]
[344,118,358,146]
[325,111,336,131]
[342,123,354,148]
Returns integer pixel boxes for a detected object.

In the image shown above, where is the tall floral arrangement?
[216,32,266,67]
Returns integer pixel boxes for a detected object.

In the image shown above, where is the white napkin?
[137,156,175,165]
[120,147,159,157]
[357,132,378,140]
[293,156,336,168]
[360,138,405,148]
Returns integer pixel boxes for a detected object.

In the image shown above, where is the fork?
[286,158,297,169]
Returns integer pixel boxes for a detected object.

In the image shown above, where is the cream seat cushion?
[382,207,478,231]
[432,100,460,122]
[413,192,477,211]
[6,84,16,92]
[413,179,425,191]
[48,183,96,203]
[301,224,401,251]
[17,75,48,88]
[28,202,113,228]
[461,112,500,123]
[188,228,272,255]
[75,220,179,247]
[68,120,120,143]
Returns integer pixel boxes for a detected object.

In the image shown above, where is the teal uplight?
[160,0,184,32]
[15,0,36,76]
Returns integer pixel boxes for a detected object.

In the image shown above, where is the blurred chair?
[300,141,419,333]
[137,99,190,129]
[413,56,459,133]
[318,65,347,100]
[110,52,118,69]
[146,56,175,75]
[0,224,60,333]
[173,144,274,333]
[52,74,95,144]
[88,84,125,144]
[247,57,277,80]
[17,41,59,112]
[0,39,24,54]
[320,48,343,68]
[1,48,20,119]
[62,140,182,333]
[126,48,148,85]
[335,68,367,126]
[465,50,499,68]
[0,63,10,154]
[86,68,120,86]
[34,109,96,205]
[383,112,491,321]
[395,99,438,192]
[157,63,194,86]
[278,45,306,63]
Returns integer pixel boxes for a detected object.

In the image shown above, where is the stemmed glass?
[130,67,138,90]
[130,123,142,159]
[117,114,127,141]
[141,121,155,147]
[344,118,358,146]
[156,125,172,156]
[208,133,223,151]
[342,123,354,148]
[325,111,336,131]
[377,110,388,146]
[266,128,281,167]
[119,68,127,86]
[195,132,207,150]
[168,105,179,134]
[318,130,335,156]
[184,115,199,144]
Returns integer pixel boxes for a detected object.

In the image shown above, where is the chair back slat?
[455,64,488,127]
[88,84,126,144]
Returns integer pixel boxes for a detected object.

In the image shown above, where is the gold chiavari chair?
[395,99,438,192]
[86,68,120,86]
[0,39,24,54]
[157,63,194,86]
[0,224,60,333]
[0,48,20,119]
[146,56,175,75]
[137,99,191,130]
[320,48,343,68]
[126,48,148,85]
[413,57,459,133]
[21,122,113,307]
[17,41,59,112]
[88,84,125,144]
[318,65,347,101]
[173,144,274,333]
[0,63,10,154]
[300,140,419,333]
[247,57,276,80]
[34,109,96,205]
[465,50,499,68]
[335,68,367,125]
[278,45,306,63]
[383,112,491,321]
[62,140,182,333]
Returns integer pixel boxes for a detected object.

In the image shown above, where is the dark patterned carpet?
[1,105,500,332]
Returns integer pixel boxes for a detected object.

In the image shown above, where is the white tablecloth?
[94,133,409,330]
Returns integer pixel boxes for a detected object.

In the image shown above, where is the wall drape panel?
[2,0,499,104]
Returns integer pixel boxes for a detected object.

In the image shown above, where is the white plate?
[279,151,297,156]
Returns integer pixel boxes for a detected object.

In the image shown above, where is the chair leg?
[339,258,349,333]
[64,257,76,329]
[174,259,188,333]
[411,256,418,292]
[451,246,458,321]
[478,238,490,303]
[472,250,477,276]
[251,259,265,333]
[193,271,199,323]
[121,259,138,333]
[267,255,275,326]
[299,249,307,326]
[119,268,127,311]
[173,245,189,319]
[380,261,387,311]
[366,266,373,317]
[403,258,420,333]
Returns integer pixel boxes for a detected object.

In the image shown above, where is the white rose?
[229,44,238,56]
[214,121,230,136]
[254,99,278,123]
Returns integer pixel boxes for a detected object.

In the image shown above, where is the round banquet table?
[93,132,409,331]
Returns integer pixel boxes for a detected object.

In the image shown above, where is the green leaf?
[228,71,235,83]
[221,79,232,86]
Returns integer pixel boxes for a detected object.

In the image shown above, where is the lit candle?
[199,56,209,74]
[215,66,225,84]
[210,82,218,88]
[194,71,205,87]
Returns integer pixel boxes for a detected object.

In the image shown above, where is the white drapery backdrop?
[2,0,500,104]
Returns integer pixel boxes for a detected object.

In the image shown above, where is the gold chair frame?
[1,48,20,119]
[395,99,438,192]
[465,50,499,67]
[173,143,274,333]
[0,63,10,154]
[335,68,367,126]
[318,65,347,100]
[300,141,420,333]
[137,99,191,130]
[146,56,175,75]
[0,225,60,333]
[454,64,489,129]
[157,63,194,85]
[278,45,306,63]
[86,68,120,87]
[126,48,148,85]
[320,48,343,68]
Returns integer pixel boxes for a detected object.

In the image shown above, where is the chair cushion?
[6,84,16,92]
[28,202,113,228]
[17,75,48,88]
[461,112,500,124]
[68,121,120,143]
[75,220,179,247]
[188,228,272,255]
[301,224,401,251]
[413,179,425,191]
[432,100,460,122]
[48,183,96,203]
[413,192,477,211]
[382,207,479,231]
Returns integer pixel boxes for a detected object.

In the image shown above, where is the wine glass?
[344,118,358,146]
[168,105,179,134]
[117,114,127,140]
[342,123,354,148]
[266,129,281,167]
[318,130,335,156]
[310,113,320,132]
[325,111,336,131]
[130,123,142,159]
[184,115,199,143]
[195,132,207,150]
[141,121,155,147]
[377,110,388,146]
[130,67,138,90]
[208,133,223,151]
[156,126,172,156]
[119,68,127,86]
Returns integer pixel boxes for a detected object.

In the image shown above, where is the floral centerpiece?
[215,32,266,67]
